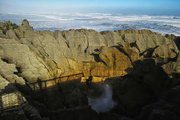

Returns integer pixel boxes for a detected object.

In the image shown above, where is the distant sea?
[0,12,180,36]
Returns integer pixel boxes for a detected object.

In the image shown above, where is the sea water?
[0,12,180,36]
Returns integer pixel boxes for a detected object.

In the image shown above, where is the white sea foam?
[88,84,116,113]
[0,12,180,35]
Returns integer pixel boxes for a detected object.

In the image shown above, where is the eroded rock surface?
[0,20,180,120]
[1,20,178,83]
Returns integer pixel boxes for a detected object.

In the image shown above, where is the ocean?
[0,12,180,36]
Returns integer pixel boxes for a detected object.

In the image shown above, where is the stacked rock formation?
[1,20,178,83]
[0,20,180,120]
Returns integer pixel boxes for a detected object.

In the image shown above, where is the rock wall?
[0,20,180,120]
[0,20,178,84]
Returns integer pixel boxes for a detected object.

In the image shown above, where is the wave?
[173,17,180,19]
[0,12,180,35]
[35,14,75,21]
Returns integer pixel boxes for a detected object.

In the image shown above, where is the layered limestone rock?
[0,20,179,84]
[0,38,50,82]
[115,29,172,54]
[0,20,180,119]
[0,76,41,120]
[152,42,179,64]
[162,62,180,75]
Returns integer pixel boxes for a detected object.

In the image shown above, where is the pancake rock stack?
[0,20,180,119]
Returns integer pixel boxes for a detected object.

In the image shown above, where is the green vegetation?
[5,21,18,30]
[0,21,19,34]
[23,31,25,37]
[6,22,10,30]
[10,23,18,29]
[11,23,17,27]
[0,27,5,34]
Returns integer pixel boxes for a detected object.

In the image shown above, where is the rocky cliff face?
[0,20,180,120]
[0,20,178,83]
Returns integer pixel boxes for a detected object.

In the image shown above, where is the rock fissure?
[37,38,50,58]
[65,41,70,48]
[29,48,54,78]
[81,31,89,54]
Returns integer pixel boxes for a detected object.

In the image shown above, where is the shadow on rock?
[140,86,180,120]
[105,58,173,117]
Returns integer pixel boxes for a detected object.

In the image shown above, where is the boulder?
[116,29,172,57]
[177,52,180,62]
[162,62,180,75]
[152,43,179,59]
[106,76,157,117]
[0,38,50,83]
[87,46,133,77]
[117,42,139,62]
[100,30,124,46]
[6,29,19,40]
[20,19,33,31]
[140,86,180,120]
[0,76,41,120]
[0,57,25,85]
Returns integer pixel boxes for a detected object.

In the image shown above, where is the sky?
[0,0,180,15]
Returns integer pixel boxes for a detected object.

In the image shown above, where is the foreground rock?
[0,77,41,119]
[140,86,180,120]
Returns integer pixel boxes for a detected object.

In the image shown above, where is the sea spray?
[1,13,179,35]
[88,84,116,113]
